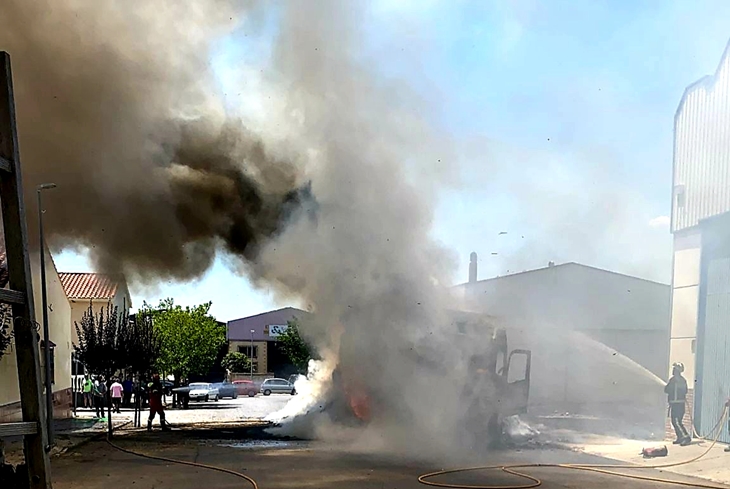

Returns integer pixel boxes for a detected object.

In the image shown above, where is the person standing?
[82,375,94,409]
[147,374,170,431]
[110,378,124,414]
[93,376,107,418]
[122,377,133,408]
[665,362,691,446]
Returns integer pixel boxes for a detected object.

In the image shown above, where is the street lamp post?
[250,330,255,379]
[37,182,56,446]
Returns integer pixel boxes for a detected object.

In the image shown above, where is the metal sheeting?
[673,50,730,232]
[696,256,730,440]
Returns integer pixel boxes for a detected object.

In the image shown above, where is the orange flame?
[344,382,371,421]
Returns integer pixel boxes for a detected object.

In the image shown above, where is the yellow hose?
[106,438,259,489]
[418,406,730,489]
[104,406,729,489]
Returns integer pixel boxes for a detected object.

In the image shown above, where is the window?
[675,184,686,209]
[238,345,258,358]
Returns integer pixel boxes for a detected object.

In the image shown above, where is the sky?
[53,0,730,322]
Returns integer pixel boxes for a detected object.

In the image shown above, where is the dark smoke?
[0,0,303,280]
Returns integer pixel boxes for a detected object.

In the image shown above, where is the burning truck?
[324,310,532,446]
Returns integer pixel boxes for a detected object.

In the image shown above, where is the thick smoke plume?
[2,0,473,456]
[0,0,305,280]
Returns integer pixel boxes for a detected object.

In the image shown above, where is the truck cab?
[330,310,532,445]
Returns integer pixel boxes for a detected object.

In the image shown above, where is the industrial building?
[669,39,730,440]
[227,307,310,377]
[455,258,670,431]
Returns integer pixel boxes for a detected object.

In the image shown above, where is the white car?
[260,378,297,396]
[188,382,219,402]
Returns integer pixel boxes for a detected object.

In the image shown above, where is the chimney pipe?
[469,252,478,283]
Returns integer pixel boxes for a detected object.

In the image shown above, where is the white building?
[669,40,730,440]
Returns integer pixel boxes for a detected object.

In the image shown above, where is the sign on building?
[265,324,288,337]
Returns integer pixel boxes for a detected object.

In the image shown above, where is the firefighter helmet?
[672,362,684,373]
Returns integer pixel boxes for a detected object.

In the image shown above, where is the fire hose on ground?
[105,405,730,489]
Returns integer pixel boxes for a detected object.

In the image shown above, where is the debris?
[640,446,668,458]
[503,415,539,444]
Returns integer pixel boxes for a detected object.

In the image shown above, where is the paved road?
[52,435,725,489]
[74,394,292,425]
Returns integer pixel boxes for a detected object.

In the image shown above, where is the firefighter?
[665,362,690,446]
[147,374,170,431]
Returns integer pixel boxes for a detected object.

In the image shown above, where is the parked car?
[261,378,296,396]
[161,380,174,396]
[233,380,258,397]
[215,381,239,399]
[188,382,219,402]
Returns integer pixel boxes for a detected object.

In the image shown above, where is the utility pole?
[250,329,255,379]
[0,51,52,489]
[37,182,56,446]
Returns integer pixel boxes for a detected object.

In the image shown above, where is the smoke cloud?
[1,0,307,281]
[0,0,669,461]
[1,0,477,457]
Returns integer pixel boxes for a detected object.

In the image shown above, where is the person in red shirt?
[147,374,170,431]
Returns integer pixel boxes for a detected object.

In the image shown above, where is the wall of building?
[669,231,702,385]
[672,42,730,233]
[69,287,130,346]
[0,247,73,421]
[228,340,269,374]
[460,263,671,377]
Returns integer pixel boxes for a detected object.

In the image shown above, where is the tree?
[119,311,161,379]
[144,299,225,383]
[221,351,251,373]
[74,305,123,378]
[277,318,312,373]
[74,304,125,437]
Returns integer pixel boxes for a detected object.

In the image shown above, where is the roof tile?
[58,272,119,300]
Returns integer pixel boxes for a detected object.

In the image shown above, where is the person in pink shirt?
[110,378,124,414]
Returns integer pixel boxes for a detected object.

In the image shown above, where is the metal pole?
[37,183,56,446]
[250,329,254,379]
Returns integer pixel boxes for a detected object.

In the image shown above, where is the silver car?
[188,382,219,402]
[260,378,296,396]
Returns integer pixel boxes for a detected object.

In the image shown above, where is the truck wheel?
[263,389,271,396]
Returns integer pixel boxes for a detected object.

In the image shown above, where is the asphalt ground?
[50,427,726,489]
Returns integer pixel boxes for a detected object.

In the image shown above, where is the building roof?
[227,307,310,342]
[456,261,668,288]
[58,272,120,300]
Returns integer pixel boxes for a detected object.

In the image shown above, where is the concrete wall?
[0,247,73,421]
[669,230,702,385]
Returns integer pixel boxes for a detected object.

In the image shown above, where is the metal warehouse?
[670,39,730,440]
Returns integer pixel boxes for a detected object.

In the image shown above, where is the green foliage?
[74,305,123,377]
[144,298,225,380]
[221,351,251,373]
[277,318,312,373]
[74,305,161,379]
[120,311,161,378]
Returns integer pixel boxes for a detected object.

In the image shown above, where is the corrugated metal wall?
[673,47,730,232]
[696,255,730,440]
